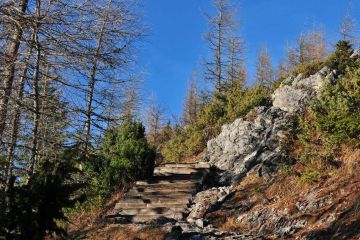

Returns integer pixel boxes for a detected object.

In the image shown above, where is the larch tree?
[145,95,165,149]
[183,78,199,126]
[0,0,29,139]
[226,36,246,88]
[204,0,241,91]
[78,0,144,157]
[256,47,275,91]
[286,26,328,68]
[339,9,357,43]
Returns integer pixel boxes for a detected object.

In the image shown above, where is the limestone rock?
[206,106,292,184]
[272,68,330,113]
[187,186,233,224]
[351,48,360,58]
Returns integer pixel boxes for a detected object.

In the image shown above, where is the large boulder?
[206,106,292,184]
[187,186,233,227]
[205,67,334,184]
[272,67,330,113]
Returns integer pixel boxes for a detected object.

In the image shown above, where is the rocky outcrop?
[206,106,292,184]
[205,66,333,185]
[187,66,339,233]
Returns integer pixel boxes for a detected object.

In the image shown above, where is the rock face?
[272,67,330,113]
[205,66,332,184]
[206,106,292,184]
[186,66,337,233]
[187,186,233,226]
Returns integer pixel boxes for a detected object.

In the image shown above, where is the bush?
[87,119,155,196]
[0,149,83,239]
[325,40,355,74]
[292,50,360,184]
[292,60,325,78]
[310,61,360,144]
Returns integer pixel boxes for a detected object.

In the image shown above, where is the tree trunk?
[216,17,222,91]
[0,0,29,138]
[4,41,33,192]
[83,17,107,157]
[28,0,41,176]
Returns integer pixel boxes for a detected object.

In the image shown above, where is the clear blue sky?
[140,0,360,119]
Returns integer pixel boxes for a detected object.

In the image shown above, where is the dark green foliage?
[0,148,84,239]
[326,40,355,74]
[293,55,360,183]
[310,60,360,144]
[86,119,155,196]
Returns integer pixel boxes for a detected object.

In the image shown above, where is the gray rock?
[236,207,307,237]
[206,107,292,184]
[351,48,360,58]
[272,69,329,113]
[187,186,233,223]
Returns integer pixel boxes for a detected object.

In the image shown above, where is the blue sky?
[139,0,360,119]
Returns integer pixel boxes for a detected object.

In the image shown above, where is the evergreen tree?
[326,40,355,74]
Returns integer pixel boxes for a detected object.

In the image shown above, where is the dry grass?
[219,216,241,232]
[181,150,206,163]
[338,144,360,176]
[81,225,167,240]
[65,189,126,236]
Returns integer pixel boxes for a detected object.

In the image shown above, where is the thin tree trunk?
[83,4,110,157]
[0,0,29,138]
[28,0,41,176]
[4,41,33,192]
[216,18,222,91]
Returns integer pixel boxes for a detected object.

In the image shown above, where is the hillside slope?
[72,45,360,240]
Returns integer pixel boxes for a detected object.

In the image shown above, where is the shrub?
[0,148,83,239]
[310,61,360,144]
[88,119,155,196]
[292,52,360,184]
[292,60,325,78]
[325,40,355,74]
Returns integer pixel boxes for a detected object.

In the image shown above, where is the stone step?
[121,195,192,203]
[158,162,210,169]
[116,197,190,205]
[115,213,185,223]
[154,167,200,175]
[149,173,204,181]
[135,180,201,186]
[115,201,188,209]
[125,192,193,199]
[114,207,187,216]
[130,187,196,194]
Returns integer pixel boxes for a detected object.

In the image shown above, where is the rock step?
[125,192,193,199]
[151,172,204,180]
[158,162,210,169]
[153,167,201,175]
[114,207,187,216]
[116,197,190,205]
[115,202,188,209]
[113,213,184,223]
[154,168,205,178]
[135,180,201,186]
[130,187,196,194]
[120,195,192,202]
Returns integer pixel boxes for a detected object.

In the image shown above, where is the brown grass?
[65,189,126,236]
[81,225,167,240]
[338,144,360,176]
[219,216,241,232]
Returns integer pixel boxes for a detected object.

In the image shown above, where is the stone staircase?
[108,162,210,223]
